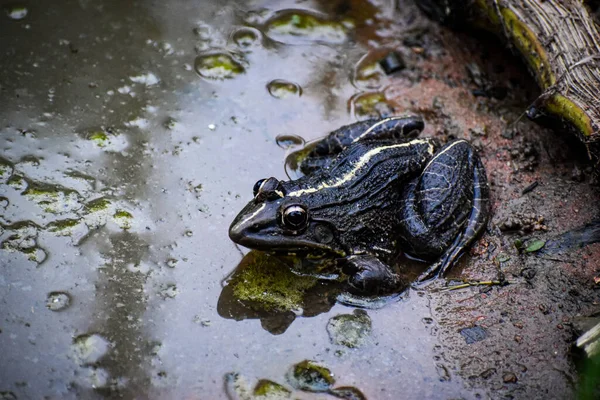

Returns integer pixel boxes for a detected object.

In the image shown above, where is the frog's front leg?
[398,139,490,281]
[299,116,424,175]
[340,255,400,295]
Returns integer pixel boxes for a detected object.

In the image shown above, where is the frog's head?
[229,177,346,258]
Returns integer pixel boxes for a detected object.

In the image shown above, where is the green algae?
[23,182,83,214]
[194,52,246,80]
[351,91,390,118]
[253,380,291,399]
[45,218,81,235]
[112,209,133,229]
[0,158,14,183]
[266,79,302,99]
[7,174,27,191]
[265,10,347,44]
[286,360,335,392]
[21,246,47,263]
[89,131,109,147]
[84,198,111,213]
[229,252,317,312]
[326,309,372,348]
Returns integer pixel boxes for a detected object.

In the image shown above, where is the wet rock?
[480,368,496,379]
[46,291,72,311]
[459,325,488,344]
[286,360,335,392]
[326,309,372,348]
[253,380,291,399]
[194,51,246,80]
[350,92,393,119]
[266,80,302,99]
[328,386,366,400]
[502,372,518,383]
[4,4,27,20]
[263,9,348,45]
[228,252,317,312]
[379,51,406,75]
[494,199,547,233]
[112,210,134,229]
[72,334,111,366]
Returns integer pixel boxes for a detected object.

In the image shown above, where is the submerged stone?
[195,51,246,80]
[286,360,335,392]
[264,9,348,44]
[46,291,72,311]
[253,380,291,399]
[267,80,302,99]
[326,309,372,348]
[72,334,111,365]
[229,252,317,312]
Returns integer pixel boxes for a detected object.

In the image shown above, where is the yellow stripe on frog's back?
[288,139,434,197]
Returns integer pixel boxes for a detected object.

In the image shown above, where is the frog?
[229,116,489,295]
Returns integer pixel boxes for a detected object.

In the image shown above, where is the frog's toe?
[342,255,400,295]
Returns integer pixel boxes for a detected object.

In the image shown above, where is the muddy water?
[0,0,479,398]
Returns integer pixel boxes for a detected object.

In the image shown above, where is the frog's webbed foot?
[341,255,401,295]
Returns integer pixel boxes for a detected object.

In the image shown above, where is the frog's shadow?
[217,251,345,335]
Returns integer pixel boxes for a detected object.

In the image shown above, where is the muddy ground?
[0,0,599,399]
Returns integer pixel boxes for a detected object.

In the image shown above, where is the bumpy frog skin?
[229,116,490,295]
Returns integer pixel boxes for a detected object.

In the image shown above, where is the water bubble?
[349,91,393,119]
[194,51,246,80]
[0,197,9,209]
[231,27,262,48]
[276,134,305,149]
[5,4,28,20]
[267,79,302,99]
[264,10,348,45]
[353,57,384,90]
[72,334,111,365]
[166,258,178,268]
[46,291,72,311]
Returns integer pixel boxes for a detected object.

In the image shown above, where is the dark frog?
[229,116,489,295]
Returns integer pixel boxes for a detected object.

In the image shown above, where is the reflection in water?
[225,359,366,400]
[86,231,153,397]
[218,250,422,334]
[218,251,341,334]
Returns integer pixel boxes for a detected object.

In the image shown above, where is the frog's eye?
[282,205,308,230]
[253,179,267,197]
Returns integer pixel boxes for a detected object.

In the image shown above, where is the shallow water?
[10,0,599,398]
[0,1,477,398]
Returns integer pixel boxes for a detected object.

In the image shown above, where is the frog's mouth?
[231,233,342,258]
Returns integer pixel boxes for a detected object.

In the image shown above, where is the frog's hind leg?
[398,140,490,281]
[299,116,425,175]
